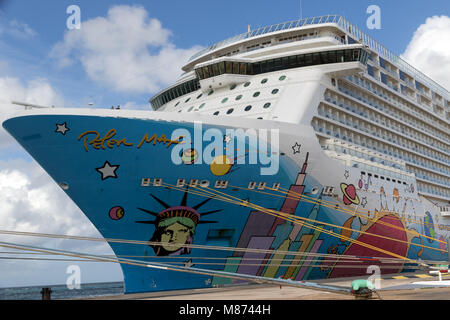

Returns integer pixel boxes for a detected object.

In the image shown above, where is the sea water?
[0,281,124,300]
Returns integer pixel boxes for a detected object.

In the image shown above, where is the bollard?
[40,287,52,300]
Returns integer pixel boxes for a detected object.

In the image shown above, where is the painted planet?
[181,148,198,165]
[109,206,125,220]
[340,183,359,205]
[329,215,408,278]
[210,155,233,176]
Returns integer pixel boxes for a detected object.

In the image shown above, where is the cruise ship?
[3,15,450,294]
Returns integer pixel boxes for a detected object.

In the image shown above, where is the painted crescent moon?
[109,206,125,220]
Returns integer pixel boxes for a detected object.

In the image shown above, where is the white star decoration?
[223,135,232,144]
[96,161,120,180]
[344,170,349,179]
[55,122,70,135]
[361,197,368,208]
[292,142,301,154]
[183,259,194,268]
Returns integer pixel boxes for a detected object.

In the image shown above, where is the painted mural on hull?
[2,114,449,293]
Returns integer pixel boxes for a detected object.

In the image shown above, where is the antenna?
[300,0,302,19]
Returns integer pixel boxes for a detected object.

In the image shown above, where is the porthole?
[279,75,286,81]
[257,117,263,119]
[208,90,214,96]
[263,102,271,109]
[311,186,319,194]
[261,78,268,84]
[244,82,251,87]
[188,106,194,112]
[244,105,252,111]
[185,97,191,103]
[175,101,180,107]
[197,93,203,99]
[230,84,237,90]
[271,89,279,94]
[236,95,243,100]
[213,111,219,115]
[227,108,234,114]
[199,103,205,109]
[221,97,228,103]
[253,91,260,97]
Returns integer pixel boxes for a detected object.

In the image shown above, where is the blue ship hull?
[3,110,448,293]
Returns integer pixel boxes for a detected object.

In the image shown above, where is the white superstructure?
[149,15,450,215]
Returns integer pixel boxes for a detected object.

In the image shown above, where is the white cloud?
[401,15,450,91]
[0,76,64,149]
[0,78,122,287]
[0,159,122,287]
[50,5,202,94]
[7,19,37,38]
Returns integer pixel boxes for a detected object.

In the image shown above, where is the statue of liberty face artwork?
[136,188,221,256]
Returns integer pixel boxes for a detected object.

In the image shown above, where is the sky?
[0,0,448,289]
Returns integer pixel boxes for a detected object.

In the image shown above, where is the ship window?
[225,61,232,73]
[304,53,313,66]
[244,81,251,87]
[221,98,228,103]
[353,49,360,61]
[297,54,305,66]
[230,84,237,90]
[337,50,344,62]
[321,51,328,64]
[175,101,180,107]
[213,111,219,115]
[203,66,210,78]
[197,93,203,99]
[188,106,194,112]
[208,90,214,95]
[218,61,225,74]
[345,50,352,62]
[328,51,336,63]
[261,78,268,84]
[274,58,282,70]
[263,102,271,109]
[266,60,273,71]
[271,89,279,94]
[240,63,246,75]
[289,56,296,67]
[244,105,252,111]
[236,95,243,100]
[312,53,320,65]
[227,108,234,114]
[253,91,260,97]
[233,62,239,74]
[279,75,286,81]
[253,62,261,74]
[199,103,205,109]
[246,63,253,74]
[212,63,219,76]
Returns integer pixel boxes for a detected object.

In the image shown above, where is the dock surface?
[86,272,450,300]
